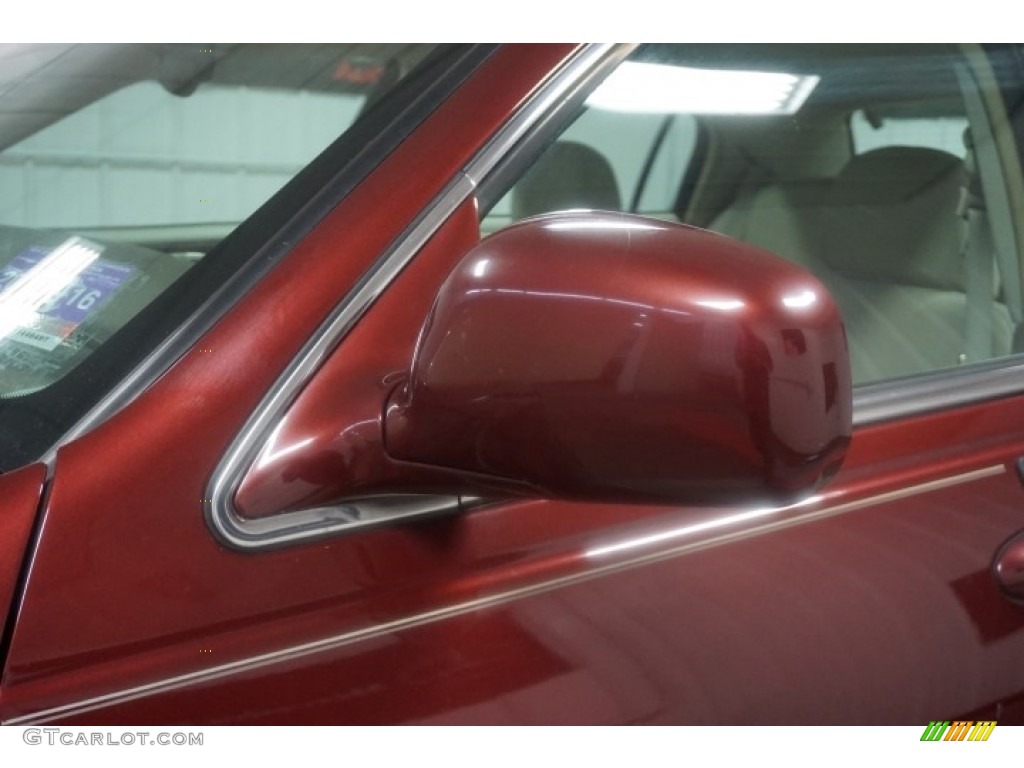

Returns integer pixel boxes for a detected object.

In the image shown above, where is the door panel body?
[2,43,1024,725]
[0,463,45,661]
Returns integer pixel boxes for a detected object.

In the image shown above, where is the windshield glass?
[0,43,446,468]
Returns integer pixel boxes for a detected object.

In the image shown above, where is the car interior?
[485,44,1024,387]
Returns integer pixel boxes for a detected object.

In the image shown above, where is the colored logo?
[920,720,996,741]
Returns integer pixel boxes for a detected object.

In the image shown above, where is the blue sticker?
[0,242,137,350]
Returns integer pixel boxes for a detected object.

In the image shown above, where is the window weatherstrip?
[853,356,1024,425]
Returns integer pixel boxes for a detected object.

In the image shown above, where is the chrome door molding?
[13,463,1004,724]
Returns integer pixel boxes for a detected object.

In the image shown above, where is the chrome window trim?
[206,44,627,552]
[465,45,627,188]
[469,46,632,211]
[853,356,1024,426]
[205,174,475,551]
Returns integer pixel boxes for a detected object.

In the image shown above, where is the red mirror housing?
[385,212,852,506]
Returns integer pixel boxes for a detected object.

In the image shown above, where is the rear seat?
[708,178,832,273]
[711,146,1012,383]
[512,141,622,220]
[511,139,1011,384]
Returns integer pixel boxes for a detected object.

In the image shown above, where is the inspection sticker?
[0,244,137,351]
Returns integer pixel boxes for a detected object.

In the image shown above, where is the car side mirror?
[384,212,852,506]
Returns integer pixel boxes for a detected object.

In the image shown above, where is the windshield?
[0,43,452,469]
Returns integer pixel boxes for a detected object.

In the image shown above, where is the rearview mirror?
[384,212,852,506]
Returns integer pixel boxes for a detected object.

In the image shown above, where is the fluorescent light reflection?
[543,219,662,232]
[782,289,817,309]
[587,61,820,115]
[465,287,691,318]
[586,494,822,559]
[256,420,315,470]
[0,237,101,338]
[694,298,744,312]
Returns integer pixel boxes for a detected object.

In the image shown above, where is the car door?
[0,42,591,725]
[3,42,1024,726]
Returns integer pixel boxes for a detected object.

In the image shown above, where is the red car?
[1,42,1023,724]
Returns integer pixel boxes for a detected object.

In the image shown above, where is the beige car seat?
[713,147,1012,383]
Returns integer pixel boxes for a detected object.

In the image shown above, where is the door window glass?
[850,109,969,155]
[484,44,1024,387]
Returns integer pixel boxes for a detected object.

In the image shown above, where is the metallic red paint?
[385,213,852,505]
[993,531,1024,601]
[1,43,1023,726]
[6,392,1024,724]
[232,199,514,518]
[0,43,588,722]
[0,463,45,646]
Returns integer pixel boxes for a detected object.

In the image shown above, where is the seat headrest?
[820,147,965,291]
[511,141,621,220]
[832,147,963,204]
